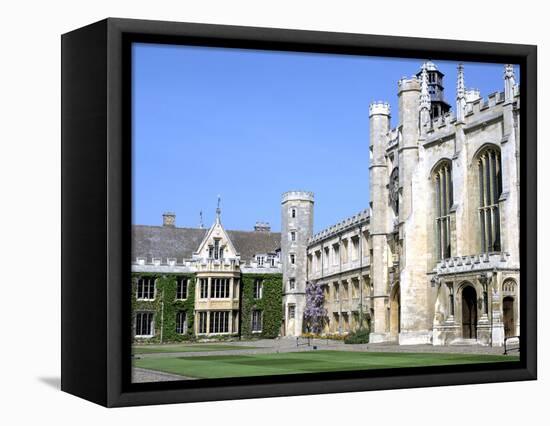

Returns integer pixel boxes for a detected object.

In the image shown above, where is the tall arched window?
[433,161,453,260]
[477,146,502,253]
[389,168,399,216]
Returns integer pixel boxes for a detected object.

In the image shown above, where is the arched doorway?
[461,285,477,339]
[389,284,401,337]
[503,296,515,337]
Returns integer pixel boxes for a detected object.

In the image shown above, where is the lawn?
[133,343,259,354]
[133,350,518,379]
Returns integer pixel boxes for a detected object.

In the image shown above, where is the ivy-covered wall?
[240,273,283,339]
[131,273,196,343]
[131,272,283,342]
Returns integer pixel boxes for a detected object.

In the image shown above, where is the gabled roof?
[132,225,281,263]
[195,219,238,259]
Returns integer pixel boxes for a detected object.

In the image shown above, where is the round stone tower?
[368,102,392,343]
[281,191,314,337]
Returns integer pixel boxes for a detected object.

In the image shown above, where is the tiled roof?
[132,225,281,263]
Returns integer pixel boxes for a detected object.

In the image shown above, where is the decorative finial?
[419,62,431,135]
[456,63,466,123]
[457,63,465,99]
[504,64,516,102]
[504,64,515,79]
[216,195,221,223]
[199,210,204,229]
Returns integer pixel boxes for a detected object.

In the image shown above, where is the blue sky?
[132,43,515,233]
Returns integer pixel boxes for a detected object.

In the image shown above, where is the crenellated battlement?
[423,87,518,143]
[369,101,391,117]
[281,190,314,203]
[308,208,370,245]
[465,90,506,116]
[398,76,421,93]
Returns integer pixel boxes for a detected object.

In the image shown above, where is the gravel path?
[133,337,516,359]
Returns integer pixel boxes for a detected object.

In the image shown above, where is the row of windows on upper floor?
[135,277,265,301]
[307,231,370,272]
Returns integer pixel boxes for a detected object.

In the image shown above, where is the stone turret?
[397,77,421,223]
[415,60,451,119]
[368,102,391,342]
[281,191,314,336]
[398,73,433,345]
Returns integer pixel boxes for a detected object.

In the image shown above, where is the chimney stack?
[163,212,176,227]
[254,221,271,232]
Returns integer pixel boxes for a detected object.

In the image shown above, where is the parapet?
[398,76,421,94]
[424,89,511,144]
[281,191,315,204]
[465,91,506,116]
[308,208,370,244]
[369,101,391,117]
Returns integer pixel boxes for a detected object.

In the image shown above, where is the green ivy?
[131,272,283,342]
[240,274,283,339]
[131,273,196,343]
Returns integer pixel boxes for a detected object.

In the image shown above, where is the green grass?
[133,350,518,379]
[133,343,259,354]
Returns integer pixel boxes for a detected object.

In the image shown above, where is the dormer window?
[257,256,265,266]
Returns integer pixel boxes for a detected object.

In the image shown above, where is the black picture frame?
[61,17,537,407]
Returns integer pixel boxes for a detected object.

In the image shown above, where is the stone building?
[303,62,520,346]
[131,204,283,341]
[132,61,520,347]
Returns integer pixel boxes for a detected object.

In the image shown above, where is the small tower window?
[289,278,295,290]
[290,254,296,265]
[290,208,297,218]
[288,304,296,319]
[290,231,296,241]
